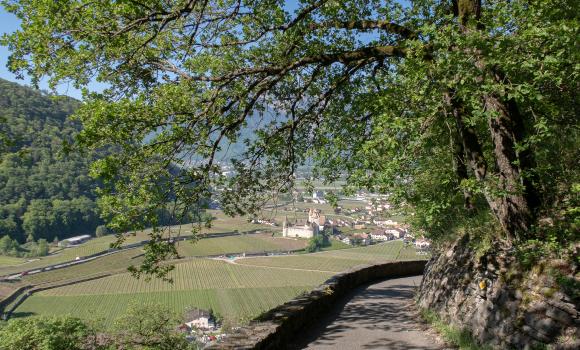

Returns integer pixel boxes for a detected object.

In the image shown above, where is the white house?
[374,219,399,227]
[370,230,393,242]
[184,309,215,330]
[385,228,405,239]
[312,191,324,199]
[414,238,431,249]
[341,236,352,245]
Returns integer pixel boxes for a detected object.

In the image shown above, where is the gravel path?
[290,275,448,350]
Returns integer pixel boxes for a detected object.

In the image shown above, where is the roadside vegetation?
[420,309,492,350]
[0,303,198,350]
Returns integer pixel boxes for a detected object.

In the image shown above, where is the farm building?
[183,308,216,330]
[59,234,92,247]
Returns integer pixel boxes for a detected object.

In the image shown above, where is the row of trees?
[0,235,49,258]
[1,197,101,243]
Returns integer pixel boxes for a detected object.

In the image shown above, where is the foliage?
[0,316,96,350]
[305,234,327,253]
[1,0,577,276]
[94,225,111,238]
[112,303,193,350]
[0,307,197,350]
[0,78,102,243]
[0,235,50,258]
[0,235,18,256]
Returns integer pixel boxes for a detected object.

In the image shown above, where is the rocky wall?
[416,235,579,349]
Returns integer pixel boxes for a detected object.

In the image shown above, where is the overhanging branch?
[310,20,417,38]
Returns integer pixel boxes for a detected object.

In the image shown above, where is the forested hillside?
[0,78,101,244]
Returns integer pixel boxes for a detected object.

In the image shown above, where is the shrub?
[95,225,111,237]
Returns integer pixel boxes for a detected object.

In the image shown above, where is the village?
[171,189,432,347]
[259,189,432,250]
[0,184,431,349]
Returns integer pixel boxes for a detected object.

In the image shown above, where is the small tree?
[95,225,110,237]
[36,239,49,256]
[306,235,325,253]
[0,236,18,255]
[112,303,192,350]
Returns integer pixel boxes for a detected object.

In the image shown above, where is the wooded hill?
[0,78,101,244]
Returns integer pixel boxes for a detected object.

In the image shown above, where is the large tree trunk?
[484,95,535,238]
[450,0,538,239]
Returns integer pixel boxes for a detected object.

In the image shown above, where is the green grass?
[0,234,148,276]
[0,256,26,266]
[15,258,331,325]
[22,249,145,285]
[319,239,351,251]
[37,259,331,295]
[15,286,313,326]
[176,233,307,257]
[420,309,492,350]
[0,212,281,276]
[237,241,425,272]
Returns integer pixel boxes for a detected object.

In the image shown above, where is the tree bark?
[484,95,534,238]
[451,0,537,239]
[445,92,476,211]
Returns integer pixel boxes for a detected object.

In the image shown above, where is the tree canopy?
[1,0,577,276]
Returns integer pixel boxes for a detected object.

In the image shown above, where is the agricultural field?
[14,286,312,326]
[0,211,279,276]
[0,234,145,276]
[0,256,25,266]
[237,240,424,272]
[22,249,145,285]
[175,233,307,257]
[10,239,426,327]
[15,258,332,325]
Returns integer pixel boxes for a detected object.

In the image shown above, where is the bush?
[0,316,94,350]
[95,225,111,237]
[306,235,326,253]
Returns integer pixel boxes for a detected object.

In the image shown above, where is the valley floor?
[8,240,424,327]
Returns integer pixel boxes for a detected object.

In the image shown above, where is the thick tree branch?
[310,20,417,38]
[188,45,405,82]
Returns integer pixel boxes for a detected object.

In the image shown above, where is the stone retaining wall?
[0,285,31,316]
[208,259,427,350]
[417,235,579,349]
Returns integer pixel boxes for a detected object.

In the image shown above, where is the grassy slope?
[0,256,26,266]
[13,239,425,326]
[237,241,423,272]
[0,213,277,275]
[175,234,307,257]
[17,258,331,325]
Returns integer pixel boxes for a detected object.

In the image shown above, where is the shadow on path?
[288,276,446,350]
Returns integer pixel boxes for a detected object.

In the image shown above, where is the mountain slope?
[0,79,101,243]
